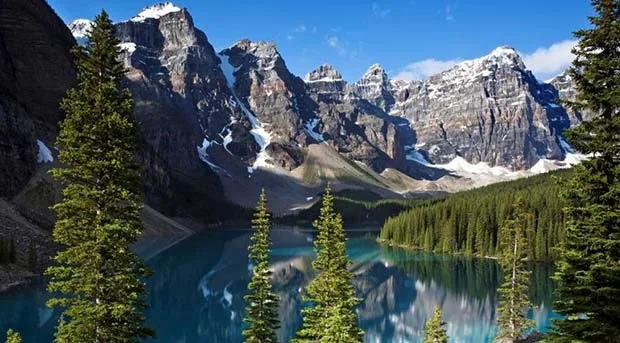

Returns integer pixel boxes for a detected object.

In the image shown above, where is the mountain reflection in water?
[0,227,558,342]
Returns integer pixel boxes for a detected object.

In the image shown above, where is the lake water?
[0,227,559,342]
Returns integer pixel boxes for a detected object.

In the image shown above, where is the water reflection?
[0,228,557,342]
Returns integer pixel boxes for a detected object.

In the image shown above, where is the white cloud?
[372,3,391,18]
[393,58,462,80]
[327,36,339,48]
[325,36,357,58]
[286,24,310,41]
[521,39,578,80]
[445,4,454,21]
[293,24,307,33]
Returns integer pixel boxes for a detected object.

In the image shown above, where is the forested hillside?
[278,189,438,224]
[379,170,571,261]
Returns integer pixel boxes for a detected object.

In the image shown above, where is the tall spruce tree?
[4,330,21,343]
[552,1,620,342]
[242,190,280,343]
[423,306,448,343]
[294,185,363,343]
[45,11,153,343]
[495,197,533,342]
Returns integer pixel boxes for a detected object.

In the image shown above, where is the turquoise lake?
[0,227,559,342]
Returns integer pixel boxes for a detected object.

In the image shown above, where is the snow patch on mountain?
[528,153,587,174]
[404,145,430,165]
[219,53,273,171]
[558,136,574,153]
[118,42,137,53]
[304,118,324,142]
[36,140,53,163]
[305,77,343,83]
[68,19,93,45]
[131,2,181,22]
[437,156,515,176]
[405,147,515,177]
[197,139,230,176]
[528,137,587,174]
[68,19,92,38]
[426,46,525,98]
[529,159,554,174]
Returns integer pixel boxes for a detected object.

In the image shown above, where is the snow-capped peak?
[358,63,389,86]
[363,63,387,77]
[547,70,572,84]
[131,2,181,22]
[424,45,525,93]
[450,45,523,74]
[489,45,519,58]
[68,19,93,38]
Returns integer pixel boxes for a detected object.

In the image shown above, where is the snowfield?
[218,53,273,172]
[131,2,181,22]
[36,140,53,163]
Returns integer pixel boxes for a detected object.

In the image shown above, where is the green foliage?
[45,11,153,343]
[243,190,280,343]
[424,307,448,343]
[280,189,427,225]
[294,185,363,343]
[551,1,620,341]
[379,170,571,261]
[495,197,533,342]
[4,330,21,343]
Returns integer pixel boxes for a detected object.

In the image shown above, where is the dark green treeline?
[379,170,571,261]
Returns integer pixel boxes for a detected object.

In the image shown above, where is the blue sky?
[49,0,593,82]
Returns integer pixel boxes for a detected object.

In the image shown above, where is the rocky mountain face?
[0,0,577,219]
[0,0,76,290]
[112,4,238,216]
[64,3,586,212]
[305,65,399,171]
[220,39,312,170]
[548,71,596,125]
[382,47,572,169]
[0,0,76,197]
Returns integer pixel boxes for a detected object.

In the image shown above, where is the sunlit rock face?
[304,64,400,171]
[219,39,312,170]
[548,71,596,125]
[60,3,588,210]
[349,64,395,112]
[114,5,255,167]
[382,47,572,169]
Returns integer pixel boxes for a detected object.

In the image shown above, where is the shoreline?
[377,238,558,263]
[376,238,500,261]
[0,265,40,294]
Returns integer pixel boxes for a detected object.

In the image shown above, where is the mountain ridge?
[64,1,585,214]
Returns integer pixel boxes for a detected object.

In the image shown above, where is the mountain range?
[1,1,589,230]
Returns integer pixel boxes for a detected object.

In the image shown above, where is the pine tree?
[45,11,153,343]
[243,190,280,343]
[495,197,532,342]
[551,1,620,342]
[423,306,448,343]
[294,185,363,343]
[4,330,21,343]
